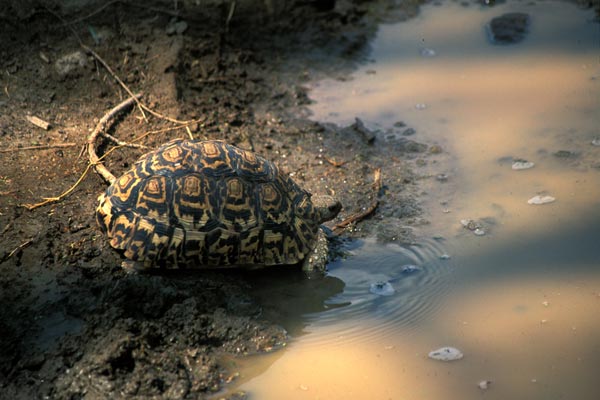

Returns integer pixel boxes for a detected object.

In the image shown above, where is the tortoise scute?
[96,139,329,269]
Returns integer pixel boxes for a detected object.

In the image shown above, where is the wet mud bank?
[0,0,471,398]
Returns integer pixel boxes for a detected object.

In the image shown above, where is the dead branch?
[0,239,33,264]
[47,6,198,126]
[21,164,94,210]
[324,156,347,168]
[88,94,142,185]
[101,132,149,149]
[332,200,379,235]
[82,44,149,122]
[0,143,77,153]
[332,168,382,235]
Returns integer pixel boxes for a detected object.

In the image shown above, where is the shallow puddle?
[226,1,600,399]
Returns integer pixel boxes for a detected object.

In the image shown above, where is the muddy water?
[227,2,600,399]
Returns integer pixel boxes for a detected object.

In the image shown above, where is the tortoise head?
[312,195,342,224]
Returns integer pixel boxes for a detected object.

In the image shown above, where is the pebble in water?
[401,264,422,274]
[461,219,486,236]
[428,346,464,361]
[370,281,395,296]
[512,159,535,170]
[478,380,492,390]
[487,13,530,44]
[420,47,437,57]
[527,195,556,205]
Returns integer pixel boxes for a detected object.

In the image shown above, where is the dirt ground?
[0,0,486,398]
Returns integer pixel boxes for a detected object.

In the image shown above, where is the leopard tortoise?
[96,139,342,271]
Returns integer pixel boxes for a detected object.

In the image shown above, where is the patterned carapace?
[96,139,333,269]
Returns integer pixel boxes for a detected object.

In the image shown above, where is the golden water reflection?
[228,1,600,399]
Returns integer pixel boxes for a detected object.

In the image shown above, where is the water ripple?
[301,237,454,345]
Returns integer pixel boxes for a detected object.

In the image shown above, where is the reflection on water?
[230,1,600,399]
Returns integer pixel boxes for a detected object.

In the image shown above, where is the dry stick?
[0,143,77,153]
[21,123,196,211]
[82,44,149,122]
[0,239,33,263]
[82,44,201,126]
[88,94,142,185]
[21,164,94,210]
[49,6,197,126]
[332,168,382,235]
[101,132,148,149]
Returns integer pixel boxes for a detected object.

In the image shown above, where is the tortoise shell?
[96,139,335,269]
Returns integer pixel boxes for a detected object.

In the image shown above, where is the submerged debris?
[553,150,578,159]
[512,159,535,170]
[487,13,530,45]
[478,380,492,390]
[420,47,437,57]
[527,195,556,205]
[370,281,395,296]
[401,264,422,274]
[428,346,464,361]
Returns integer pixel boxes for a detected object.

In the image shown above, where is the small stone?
[166,19,188,35]
[461,219,481,231]
[428,346,463,361]
[429,144,443,154]
[487,13,530,45]
[512,160,535,170]
[402,127,416,136]
[55,51,87,77]
[478,380,492,390]
[553,150,577,158]
[542,301,549,307]
[420,48,437,57]
[473,228,486,236]
[592,138,600,146]
[439,253,451,260]
[401,264,422,274]
[370,281,395,296]
[436,173,448,182]
[527,195,556,205]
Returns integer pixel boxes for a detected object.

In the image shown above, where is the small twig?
[225,1,236,33]
[88,94,143,185]
[185,126,194,140]
[324,156,347,168]
[332,200,379,235]
[0,143,77,153]
[101,132,149,149]
[82,44,149,122]
[2,239,33,263]
[21,164,94,210]
[26,115,51,130]
[1,222,12,235]
[372,167,382,192]
[332,168,382,235]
